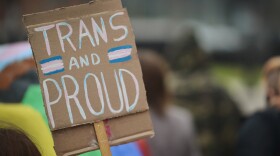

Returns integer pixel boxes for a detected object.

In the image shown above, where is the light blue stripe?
[108,45,132,53]
[44,68,64,76]
[109,55,132,64]
[40,56,62,64]
[0,49,33,72]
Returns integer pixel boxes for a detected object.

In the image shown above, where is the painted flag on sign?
[40,56,64,76]
[108,45,132,64]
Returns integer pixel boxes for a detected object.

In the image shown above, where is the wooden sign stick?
[94,121,112,156]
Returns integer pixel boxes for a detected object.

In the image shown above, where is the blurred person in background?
[237,57,280,156]
[0,126,41,156]
[0,104,56,156]
[165,32,242,156]
[139,50,201,156]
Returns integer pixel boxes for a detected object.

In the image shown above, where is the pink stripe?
[108,49,132,60]
[41,60,63,68]
[0,42,31,60]
[42,65,64,73]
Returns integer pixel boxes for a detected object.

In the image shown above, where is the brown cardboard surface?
[53,111,154,156]
[23,0,154,155]
[25,8,148,130]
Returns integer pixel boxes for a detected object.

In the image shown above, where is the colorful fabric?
[80,142,142,156]
[136,139,151,156]
[79,150,101,156]
[0,41,33,72]
[111,142,142,156]
[22,85,48,123]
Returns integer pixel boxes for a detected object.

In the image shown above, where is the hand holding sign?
[23,0,154,155]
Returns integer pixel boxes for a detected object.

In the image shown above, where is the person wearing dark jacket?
[237,57,280,156]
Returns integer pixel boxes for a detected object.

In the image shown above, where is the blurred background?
[1,0,280,156]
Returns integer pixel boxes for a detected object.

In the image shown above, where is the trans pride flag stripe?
[108,45,132,64]
[40,56,64,76]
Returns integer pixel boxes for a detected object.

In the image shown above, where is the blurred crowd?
[1,0,280,156]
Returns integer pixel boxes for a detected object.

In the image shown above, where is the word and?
[69,53,100,70]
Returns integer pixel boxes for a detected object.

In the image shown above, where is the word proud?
[43,68,139,128]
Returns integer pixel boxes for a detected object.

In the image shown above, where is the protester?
[237,57,280,156]
[0,127,41,156]
[139,50,201,156]
[0,104,56,156]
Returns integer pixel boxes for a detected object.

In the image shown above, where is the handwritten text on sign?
[28,9,148,130]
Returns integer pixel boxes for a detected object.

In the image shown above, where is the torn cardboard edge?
[23,0,123,26]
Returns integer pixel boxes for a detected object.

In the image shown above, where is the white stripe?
[41,60,63,68]
[41,63,64,70]
[42,65,64,73]
[108,49,132,60]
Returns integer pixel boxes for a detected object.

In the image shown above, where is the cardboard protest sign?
[23,0,154,155]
